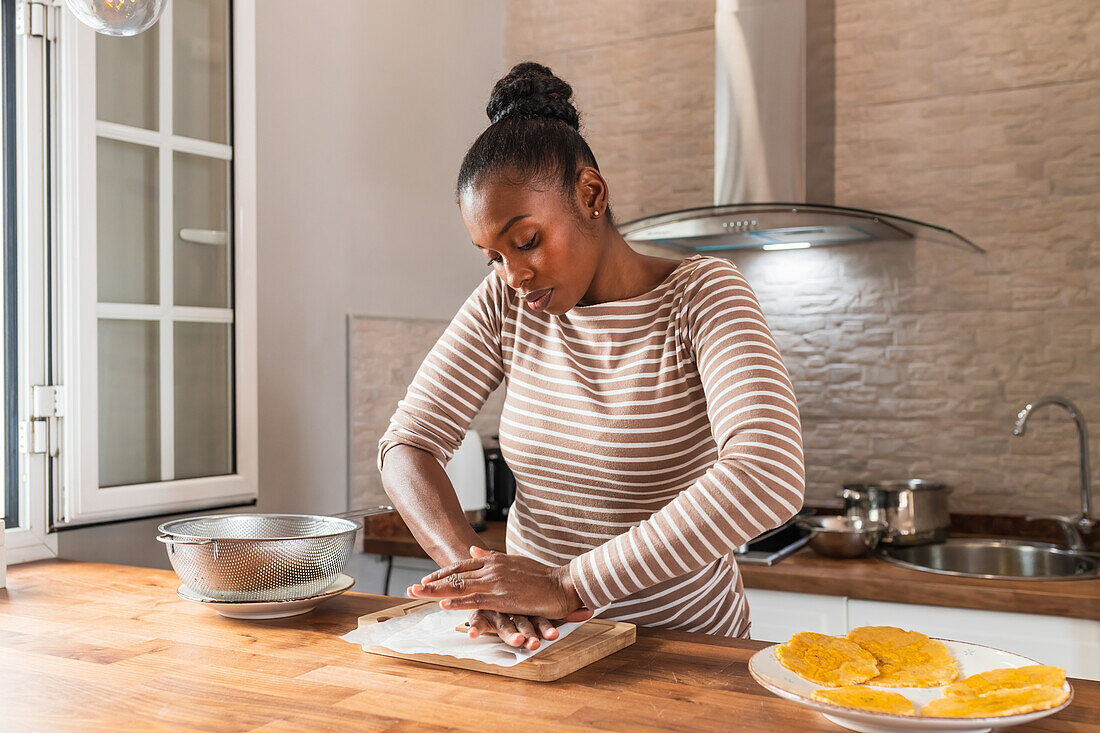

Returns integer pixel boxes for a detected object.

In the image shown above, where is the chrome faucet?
[1013,396,1094,551]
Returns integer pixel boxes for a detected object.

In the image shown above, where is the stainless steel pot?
[839,479,951,546]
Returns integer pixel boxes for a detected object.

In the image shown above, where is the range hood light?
[762,241,812,251]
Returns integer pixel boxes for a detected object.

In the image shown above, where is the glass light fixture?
[65,0,167,37]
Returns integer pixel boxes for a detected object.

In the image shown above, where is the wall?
[58,0,506,573]
[348,316,506,510]
[253,0,503,517]
[508,1,716,222]
[504,0,1100,515]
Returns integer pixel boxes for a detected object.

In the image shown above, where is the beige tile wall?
[349,316,506,509]
[498,0,1100,514]
[506,0,717,224]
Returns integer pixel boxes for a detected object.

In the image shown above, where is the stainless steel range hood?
[619,0,982,255]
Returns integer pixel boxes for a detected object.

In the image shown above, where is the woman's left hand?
[407,546,588,620]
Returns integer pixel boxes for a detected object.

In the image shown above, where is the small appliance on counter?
[483,435,516,522]
[446,429,489,531]
[732,507,815,565]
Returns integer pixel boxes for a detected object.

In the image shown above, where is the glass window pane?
[174,151,230,308]
[174,322,233,479]
[96,27,159,130]
[99,319,160,488]
[173,0,230,143]
[98,138,159,304]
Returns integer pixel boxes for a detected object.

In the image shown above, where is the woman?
[379,62,805,650]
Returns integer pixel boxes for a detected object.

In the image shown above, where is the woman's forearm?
[380,444,488,568]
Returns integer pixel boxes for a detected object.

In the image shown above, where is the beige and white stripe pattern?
[379,255,805,637]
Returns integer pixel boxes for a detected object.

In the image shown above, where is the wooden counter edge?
[363,522,1100,622]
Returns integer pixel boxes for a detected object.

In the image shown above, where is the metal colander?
[157,510,388,602]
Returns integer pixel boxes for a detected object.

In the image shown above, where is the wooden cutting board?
[354,599,636,682]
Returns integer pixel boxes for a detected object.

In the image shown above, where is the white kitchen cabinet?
[847,598,1100,681]
[385,556,440,596]
[744,589,848,642]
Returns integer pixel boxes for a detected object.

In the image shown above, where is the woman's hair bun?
[486,62,579,130]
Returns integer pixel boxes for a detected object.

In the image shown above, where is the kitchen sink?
[876,538,1100,580]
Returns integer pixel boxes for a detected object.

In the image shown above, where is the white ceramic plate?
[748,639,1073,733]
[177,574,355,619]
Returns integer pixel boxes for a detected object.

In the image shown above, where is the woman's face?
[459,174,603,316]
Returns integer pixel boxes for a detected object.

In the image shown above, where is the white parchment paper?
[341,604,587,667]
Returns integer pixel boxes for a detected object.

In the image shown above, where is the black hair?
[455,61,614,224]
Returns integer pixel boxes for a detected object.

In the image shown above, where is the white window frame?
[51,0,257,527]
[6,0,58,562]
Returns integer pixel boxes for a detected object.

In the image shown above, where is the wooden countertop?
[363,520,1100,621]
[739,551,1100,621]
[3,561,1097,731]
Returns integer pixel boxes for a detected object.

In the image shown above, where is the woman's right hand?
[466,609,561,650]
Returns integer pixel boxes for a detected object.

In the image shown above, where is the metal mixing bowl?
[795,515,888,558]
[157,513,359,602]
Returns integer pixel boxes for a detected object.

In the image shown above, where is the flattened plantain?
[921,684,1069,718]
[775,631,879,687]
[812,686,916,716]
[944,665,1066,697]
[847,626,959,687]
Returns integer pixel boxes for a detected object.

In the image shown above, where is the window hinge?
[16,0,58,41]
[18,421,48,454]
[31,384,64,418]
[22,385,63,456]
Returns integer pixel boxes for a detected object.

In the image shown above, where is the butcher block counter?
[3,561,1099,732]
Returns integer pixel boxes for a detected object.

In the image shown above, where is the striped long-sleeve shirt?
[378,254,805,637]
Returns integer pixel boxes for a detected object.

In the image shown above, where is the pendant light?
[64,0,167,36]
